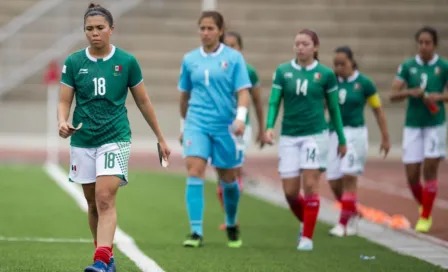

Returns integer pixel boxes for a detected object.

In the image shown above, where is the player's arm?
[128,56,166,142]
[233,53,252,125]
[249,69,265,139]
[130,83,165,142]
[58,84,74,125]
[390,63,423,102]
[266,68,283,130]
[178,55,193,131]
[325,73,346,145]
[366,81,390,154]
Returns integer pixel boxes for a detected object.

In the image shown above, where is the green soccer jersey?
[61,46,143,148]
[272,59,338,136]
[396,55,448,127]
[245,63,260,125]
[329,71,377,130]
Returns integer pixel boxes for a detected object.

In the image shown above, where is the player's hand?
[408,88,424,98]
[264,129,275,145]
[423,93,441,103]
[232,120,245,136]
[158,139,171,163]
[178,132,183,146]
[380,137,390,158]
[58,122,81,139]
[256,130,265,149]
[337,144,347,158]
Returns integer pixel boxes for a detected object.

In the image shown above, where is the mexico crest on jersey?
[435,66,441,75]
[354,83,361,91]
[313,72,321,81]
[220,60,228,69]
[113,65,122,76]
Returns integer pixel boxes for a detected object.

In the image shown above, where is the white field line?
[43,162,165,272]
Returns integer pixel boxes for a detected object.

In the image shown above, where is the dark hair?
[84,3,114,27]
[335,46,358,69]
[415,26,438,46]
[198,11,225,43]
[298,29,319,60]
[225,31,243,49]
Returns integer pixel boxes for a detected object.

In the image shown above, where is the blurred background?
[0,0,446,146]
[1,1,448,270]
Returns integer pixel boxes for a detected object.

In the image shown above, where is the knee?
[95,191,114,212]
[423,161,438,180]
[187,162,206,178]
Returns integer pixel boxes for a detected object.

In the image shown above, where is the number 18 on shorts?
[69,142,131,186]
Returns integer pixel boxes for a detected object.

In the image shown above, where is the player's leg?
[327,131,344,202]
[68,147,100,253]
[402,128,424,219]
[182,130,211,247]
[212,130,245,248]
[217,126,250,230]
[416,124,446,232]
[278,136,304,234]
[330,127,366,237]
[82,184,98,244]
[297,131,329,251]
[85,142,130,271]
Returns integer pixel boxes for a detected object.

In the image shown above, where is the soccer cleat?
[415,217,432,233]
[107,256,116,272]
[329,223,358,237]
[183,233,203,248]
[85,261,108,272]
[297,237,313,251]
[226,226,242,248]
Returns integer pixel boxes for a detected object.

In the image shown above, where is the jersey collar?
[200,43,224,57]
[290,59,318,71]
[415,54,439,66]
[85,45,116,62]
[338,70,360,83]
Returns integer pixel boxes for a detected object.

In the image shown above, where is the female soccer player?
[178,11,251,248]
[390,26,448,233]
[264,29,347,251]
[327,46,390,237]
[214,31,265,230]
[58,3,171,271]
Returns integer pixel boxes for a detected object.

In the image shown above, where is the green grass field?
[0,164,444,272]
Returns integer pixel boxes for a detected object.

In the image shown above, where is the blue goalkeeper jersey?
[178,43,252,134]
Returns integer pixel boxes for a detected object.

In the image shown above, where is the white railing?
[0,0,143,99]
[0,0,67,43]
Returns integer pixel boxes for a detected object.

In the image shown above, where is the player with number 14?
[264,29,347,251]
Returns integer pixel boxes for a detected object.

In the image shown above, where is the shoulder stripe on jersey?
[236,83,252,92]
[60,81,74,89]
[326,86,338,93]
[130,79,143,89]
[177,86,190,92]
[272,84,282,90]
[395,76,405,82]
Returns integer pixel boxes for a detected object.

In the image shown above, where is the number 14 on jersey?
[296,79,308,96]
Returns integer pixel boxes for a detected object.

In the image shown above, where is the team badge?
[71,164,77,173]
[435,66,441,75]
[220,60,228,69]
[354,83,361,91]
[113,65,122,76]
[313,72,321,81]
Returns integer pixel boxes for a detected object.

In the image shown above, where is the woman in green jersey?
[327,46,390,237]
[390,26,448,233]
[264,29,347,251]
[58,3,171,271]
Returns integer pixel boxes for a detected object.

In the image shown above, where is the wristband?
[236,106,248,122]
